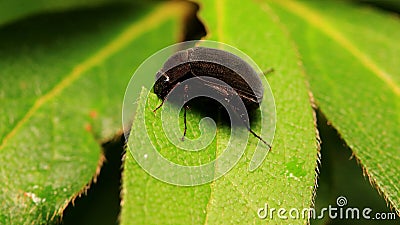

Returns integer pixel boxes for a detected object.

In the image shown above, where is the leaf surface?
[0,2,188,223]
[121,0,319,224]
[268,0,400,214]
[0,0,130,27]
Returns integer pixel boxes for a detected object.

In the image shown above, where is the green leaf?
[121,91,218,225]
[0,0,130,27]
[349,0,400,12]
[268,0,400,215]
[121,0,319,224]
[0,2,188,224]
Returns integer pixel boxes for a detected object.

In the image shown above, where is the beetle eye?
[164,75,170,82]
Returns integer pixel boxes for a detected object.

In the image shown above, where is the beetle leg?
[181,84,190,141]
[181,105,189,141]
[153,100,164,114]
[241,114,271,149]
[227,98,272,149]
[247,127,272,149]
[153,82,182,114]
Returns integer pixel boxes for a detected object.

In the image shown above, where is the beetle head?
[154,72,172,100]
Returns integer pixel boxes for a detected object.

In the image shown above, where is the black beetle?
[153,47,271,148]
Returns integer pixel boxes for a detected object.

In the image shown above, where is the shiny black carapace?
[153,47,270,148]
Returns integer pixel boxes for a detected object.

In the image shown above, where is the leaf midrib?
[0,2,184,151]
[202,1,313,223]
